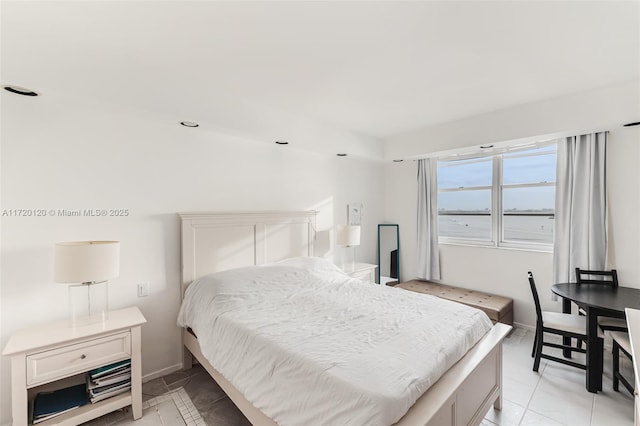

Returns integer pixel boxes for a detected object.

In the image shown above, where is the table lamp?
[54,241,120,326]
[337,225,360,272]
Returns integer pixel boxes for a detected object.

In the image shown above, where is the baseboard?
[142,363,183,383]
[513,321,535,331]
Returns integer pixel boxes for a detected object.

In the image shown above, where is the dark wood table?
[551,283,640,393]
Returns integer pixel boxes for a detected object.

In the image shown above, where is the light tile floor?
[81,388,205,426]
[483,327,634,426]
[141,364,250,426]
[140,388,205,425]
[136,327,635,426]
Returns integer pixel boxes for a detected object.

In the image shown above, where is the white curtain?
[552,132,608,284]
[417,159,441,280]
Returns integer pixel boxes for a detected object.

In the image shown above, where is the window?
[437,143,556,250]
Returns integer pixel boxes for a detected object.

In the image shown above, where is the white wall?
[385,80,639,161]
[1,79,638,426]
[0,91,385,424]
[607,126,640,285]
[384,122,640,329]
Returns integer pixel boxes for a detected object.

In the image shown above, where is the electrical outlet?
[137,283,149,297]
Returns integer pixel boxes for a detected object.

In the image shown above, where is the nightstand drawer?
[26,331,131,387]
[344,263,377,282]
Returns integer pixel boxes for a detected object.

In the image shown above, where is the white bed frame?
[179,211,511,426]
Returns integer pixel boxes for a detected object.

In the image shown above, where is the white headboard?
[179,211,317,297]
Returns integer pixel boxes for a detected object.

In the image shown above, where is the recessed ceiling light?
[275,141,289,145]
[623,121,640,127]
[2,85,39,96]
[336,153,347,157]
[393,159,404,162]
[480,144,494,149]
[180,121,199,128]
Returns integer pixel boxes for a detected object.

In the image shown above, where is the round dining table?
[551,283,640,393]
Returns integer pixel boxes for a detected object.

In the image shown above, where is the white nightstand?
[343,262,378,282]
[2,306,146,426]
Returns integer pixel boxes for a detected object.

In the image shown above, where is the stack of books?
[87,359,132,403]
[32,383,88,424]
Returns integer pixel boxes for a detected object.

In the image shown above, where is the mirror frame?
[377,224,400,285]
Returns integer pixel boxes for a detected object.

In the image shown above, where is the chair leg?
[532,330,538,358]
[533,327,543,372]
[613,340,620,392]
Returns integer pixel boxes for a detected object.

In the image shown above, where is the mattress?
[177,257,492,426]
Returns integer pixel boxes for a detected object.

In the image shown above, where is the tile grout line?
[589,389,596,426]
[517,356,548,425]
[487,333,543,425]
[520,347,603,426]
[138,387,203,426]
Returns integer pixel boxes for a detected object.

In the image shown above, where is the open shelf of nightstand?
[31,392,131,426]
[3,307,146,426]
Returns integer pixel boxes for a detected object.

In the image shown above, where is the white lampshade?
[54,241,120,283]
[337,225,361,247]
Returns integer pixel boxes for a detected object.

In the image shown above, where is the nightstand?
[343,262,378,282]
[2,306,146,426]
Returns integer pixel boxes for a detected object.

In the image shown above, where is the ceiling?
[2,1,639,145]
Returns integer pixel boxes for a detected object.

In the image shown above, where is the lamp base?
[340,246,357,273]
[68,281,109,327]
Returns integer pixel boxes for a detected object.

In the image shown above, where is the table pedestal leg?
[562,297,572,358]
[586,309,603,393]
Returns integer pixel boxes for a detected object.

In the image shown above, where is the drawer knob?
[80,354,87,359]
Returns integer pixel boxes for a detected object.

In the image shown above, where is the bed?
[178,211,511,426]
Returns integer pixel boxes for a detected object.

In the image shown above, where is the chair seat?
[542,311,604,338]
[599,317,628,329]
[529,272,597,373]
[542,311,586,334]
[610,331,632,354]
[610,330,634,395]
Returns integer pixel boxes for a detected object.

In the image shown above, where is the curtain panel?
[417,159,441,280]
[552,132,608,284]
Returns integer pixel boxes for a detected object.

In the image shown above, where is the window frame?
[437,142,556,251]
[437,156,494,245]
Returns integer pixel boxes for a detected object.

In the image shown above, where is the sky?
[438,145,556,211]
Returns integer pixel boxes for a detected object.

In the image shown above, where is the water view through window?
[437,144,556,246]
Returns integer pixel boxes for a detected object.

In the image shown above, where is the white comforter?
[177,257,492,426]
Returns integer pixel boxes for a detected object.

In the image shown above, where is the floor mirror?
[377,224,399,285]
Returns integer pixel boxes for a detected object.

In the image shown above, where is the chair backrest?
[528,271,543,324]
[575,268,618,287]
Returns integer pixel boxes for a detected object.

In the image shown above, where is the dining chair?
[575,268,628,332]
[609,330,634,396]
[528,272,601,372]
[575,268,619,286]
